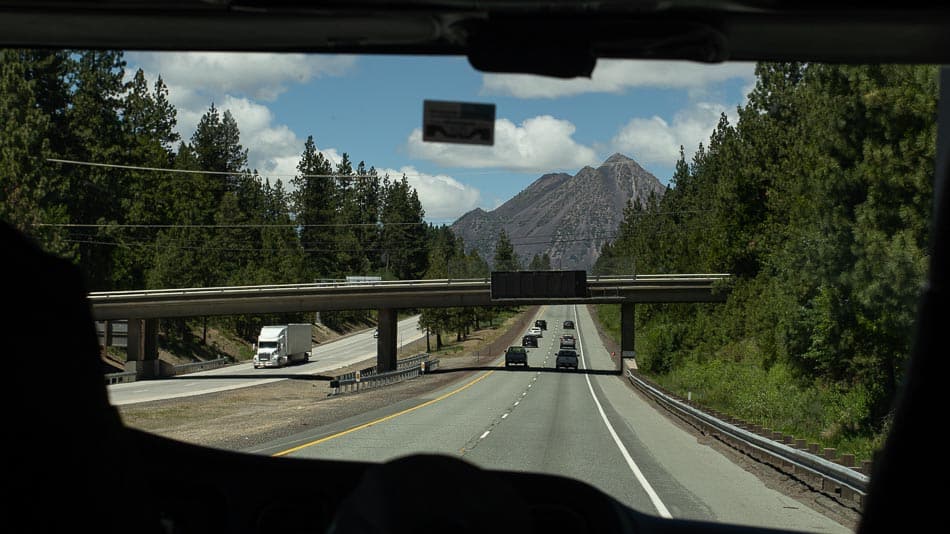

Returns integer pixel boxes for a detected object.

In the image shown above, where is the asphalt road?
[249,305,850,533]
[107,315,424,406]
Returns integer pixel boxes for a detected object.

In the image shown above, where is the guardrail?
[329,354,439,395]
[104,357,232,384]
[625,370,868,510]
[104,371,137,385]
[169,357,231,375]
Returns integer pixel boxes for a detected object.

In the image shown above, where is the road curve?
[107,315,424,406]
[250,305,849,533]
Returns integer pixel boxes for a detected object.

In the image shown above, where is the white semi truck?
[253,324,312,369]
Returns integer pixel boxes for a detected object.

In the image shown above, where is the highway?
[106,315,424,406]
[250,305,849,533]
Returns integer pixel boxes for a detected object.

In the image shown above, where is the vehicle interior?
[3,2,946,533]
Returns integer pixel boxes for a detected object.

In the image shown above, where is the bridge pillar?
[621,302,636,364]
[126,319,160,378]
[377,308,398,372]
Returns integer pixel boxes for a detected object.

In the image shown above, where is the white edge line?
[573,305,673,519]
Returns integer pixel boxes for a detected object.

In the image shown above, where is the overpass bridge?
[88,274,730,378]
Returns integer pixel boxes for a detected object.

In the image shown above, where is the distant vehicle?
[522,334,539,347]
[535,319,547,330]
[556,349,579,370]
[528,326,543,337]
[560,335,576,349]
[563,320,575,329]
[253,324,311,369]
[504,346,528,368]
[373,329,378,338]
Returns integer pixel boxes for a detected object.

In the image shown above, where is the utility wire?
[47,157,383,180]
[33,221,427,228]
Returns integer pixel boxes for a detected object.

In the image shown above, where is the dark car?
[560,335,576,349]
[505,346,528,368]
[563,320,575,329]
[522,334,539,348]
[535,319,547,330]
[556,349,579,370]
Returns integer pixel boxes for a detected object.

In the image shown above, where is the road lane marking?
[501,413,508,419]
[272,370,495,456]
[573,305,673,519]
[480,431,490,440]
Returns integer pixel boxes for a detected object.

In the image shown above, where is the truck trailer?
[253,324,312,368]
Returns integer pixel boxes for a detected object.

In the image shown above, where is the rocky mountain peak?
[603,152,635,165]
[450,153,665,271]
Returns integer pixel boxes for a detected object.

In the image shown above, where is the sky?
[126,52,756,225]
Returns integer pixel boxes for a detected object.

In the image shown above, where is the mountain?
[450,153,666,271]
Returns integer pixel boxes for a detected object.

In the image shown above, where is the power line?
[32,221,427,229]
[47,157,383,180]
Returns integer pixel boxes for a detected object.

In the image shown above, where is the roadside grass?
[594,304,882,462]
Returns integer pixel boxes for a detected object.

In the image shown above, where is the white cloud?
[407,115,598,172]
[611,102,738,168]
[381,166,481,220]
[216,95,348,184]
[128,52,355,101]
[482,59,755,99]
[125,62,340,187]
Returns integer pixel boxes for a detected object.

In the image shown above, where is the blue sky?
[126,52,756,225]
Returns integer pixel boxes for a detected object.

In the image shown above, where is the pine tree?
[291,136,337,280]
[0,50,70,256]
[493,229,520,271]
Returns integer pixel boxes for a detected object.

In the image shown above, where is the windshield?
[3,47,934,533]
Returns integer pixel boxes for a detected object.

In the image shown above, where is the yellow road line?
[272,370,495,456]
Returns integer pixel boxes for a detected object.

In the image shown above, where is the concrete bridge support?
[621,302,636,366]
[126,318,160,378]
[377,308,398,372]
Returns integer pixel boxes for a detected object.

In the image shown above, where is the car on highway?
[527,326,543,337]
[535,319,547,330]
[504,346,529,368]
[556,349,579,370]
[373,328,378,338]
[560,335,577,350]
[522,334,539,348]
[3,2,944,534]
